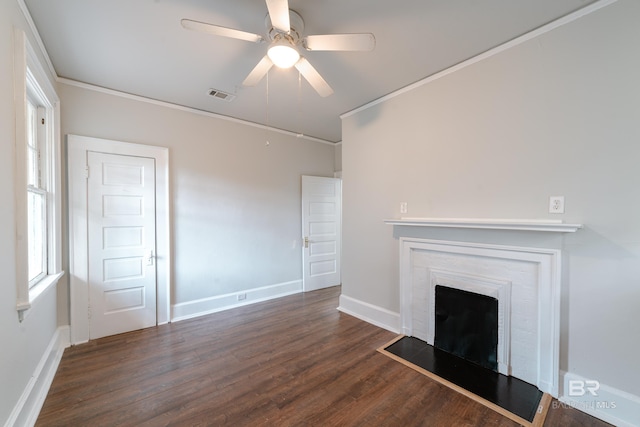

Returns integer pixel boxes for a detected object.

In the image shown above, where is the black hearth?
[383,336,543,423]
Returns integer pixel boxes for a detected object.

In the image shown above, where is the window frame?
[14,28,63,321]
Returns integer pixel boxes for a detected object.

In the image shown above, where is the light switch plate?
[400,202,408,214]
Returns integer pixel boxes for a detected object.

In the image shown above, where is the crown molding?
[16,0,57,80]
[341,0,618,120]
[57,78,336,145]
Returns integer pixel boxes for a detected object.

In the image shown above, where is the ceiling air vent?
[207,88,236,102]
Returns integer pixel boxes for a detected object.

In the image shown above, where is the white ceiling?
[24,0,596,143]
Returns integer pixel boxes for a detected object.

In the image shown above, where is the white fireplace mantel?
[384,217,583,233]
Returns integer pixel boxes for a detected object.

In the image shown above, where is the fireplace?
[399,237,562,395]
[426,268,512,376]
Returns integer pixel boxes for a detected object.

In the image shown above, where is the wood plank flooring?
[37,286,611,426]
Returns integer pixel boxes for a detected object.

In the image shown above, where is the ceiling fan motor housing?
[265,10,304,44]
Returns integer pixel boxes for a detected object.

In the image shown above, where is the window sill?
[17,271,64,322]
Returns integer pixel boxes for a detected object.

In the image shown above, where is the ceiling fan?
[181,0,375,97]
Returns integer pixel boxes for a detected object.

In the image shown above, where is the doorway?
[301,175,341,292]
[68,135,170,344]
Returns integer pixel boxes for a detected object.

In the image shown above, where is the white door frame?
[68,134,171,344]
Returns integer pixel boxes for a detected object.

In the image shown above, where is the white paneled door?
[87,152,157,339]
[302,176,341,292]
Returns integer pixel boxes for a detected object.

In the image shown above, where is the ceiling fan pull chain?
[297,71,302,136]
[265,71,270,146]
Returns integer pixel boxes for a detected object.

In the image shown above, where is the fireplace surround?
[428,268,511,376]
[398,236,563,396]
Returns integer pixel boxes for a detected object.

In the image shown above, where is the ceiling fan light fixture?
[181,1,373,97]
[267,42,300,69]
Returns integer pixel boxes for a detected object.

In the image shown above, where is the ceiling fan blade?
[181,19,264,43]
[304,33,376,51]
[265,0,290,33]
[242,55,274,86]
[294,57,333,97]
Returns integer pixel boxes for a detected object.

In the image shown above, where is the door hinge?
[84,165,89,179]
[88,305,92,319]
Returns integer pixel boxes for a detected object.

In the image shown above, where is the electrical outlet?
[400,202,408,214]
[237,293,247,301]
[549,196,565,214]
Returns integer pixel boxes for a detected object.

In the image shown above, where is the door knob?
[304,237,309,248]
[147,250,155,266]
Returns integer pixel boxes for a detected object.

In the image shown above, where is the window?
[14,28,63,320]
[27,100,48,286]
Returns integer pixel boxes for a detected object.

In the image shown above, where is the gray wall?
[1,5,334,420]
[59,83,335,309]
[0,1,61,423]
[342,0,639,413]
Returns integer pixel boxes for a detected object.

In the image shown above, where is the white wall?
[342,1,639,425]
[0,1,62,425]
[58,82,335,315]
[2,1,333,420]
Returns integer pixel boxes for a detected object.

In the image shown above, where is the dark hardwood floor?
[37,286,610,426]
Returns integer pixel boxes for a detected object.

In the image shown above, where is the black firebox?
[434,285,498,372]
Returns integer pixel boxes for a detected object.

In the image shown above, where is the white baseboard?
[171,280,303,322]
[337,294,400,333]
[558,370,640,427]
[5,325,70,427]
